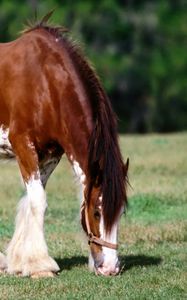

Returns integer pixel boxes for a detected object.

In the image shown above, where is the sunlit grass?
[0,133,186,299]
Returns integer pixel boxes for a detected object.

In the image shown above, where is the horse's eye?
[94,210,100,220]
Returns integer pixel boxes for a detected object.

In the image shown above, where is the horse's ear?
[123,158,129,177]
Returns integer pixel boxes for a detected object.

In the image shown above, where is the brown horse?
[0,14,128,277]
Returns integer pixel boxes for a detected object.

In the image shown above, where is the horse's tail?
[87,86,128,233]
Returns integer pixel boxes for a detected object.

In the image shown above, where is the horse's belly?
[0,126,15,158]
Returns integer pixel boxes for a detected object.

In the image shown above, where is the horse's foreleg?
[6,133,59,277]
[0,253,7,273]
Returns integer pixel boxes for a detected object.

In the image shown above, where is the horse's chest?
[0,126,15,158]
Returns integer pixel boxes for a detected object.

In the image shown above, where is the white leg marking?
[0,126,14,158]
[72,160,86,185]
[0,252,7,273]
[6,176,59,276]
[71,158,86,207]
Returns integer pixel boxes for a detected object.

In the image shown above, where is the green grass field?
[0,133,186,299]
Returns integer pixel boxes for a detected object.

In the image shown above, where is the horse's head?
[81,158,129,276]
[81,186,124,276]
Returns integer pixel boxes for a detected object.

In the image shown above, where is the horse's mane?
[23,12,128,233]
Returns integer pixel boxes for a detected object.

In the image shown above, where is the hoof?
[31,271,56,278]
[15,272,23,277]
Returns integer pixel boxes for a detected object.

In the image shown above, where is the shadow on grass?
[55,255,162,273]
[120,255,162,273]
[55,256,87,272]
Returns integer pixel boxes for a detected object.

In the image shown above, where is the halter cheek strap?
[84,204,118,250]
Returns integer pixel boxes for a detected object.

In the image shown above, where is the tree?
[0,0,187,132]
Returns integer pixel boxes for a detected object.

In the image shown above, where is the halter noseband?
[84,203,118,250]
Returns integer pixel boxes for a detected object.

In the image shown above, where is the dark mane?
[23,12,128,233]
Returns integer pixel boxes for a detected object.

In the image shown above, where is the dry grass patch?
[0,133,186,299]
[120,222,187,245]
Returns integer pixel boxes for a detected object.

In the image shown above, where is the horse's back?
[0,29,92,162]
[0,30,63,124]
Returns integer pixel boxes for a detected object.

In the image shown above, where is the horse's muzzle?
[95,261,120,276]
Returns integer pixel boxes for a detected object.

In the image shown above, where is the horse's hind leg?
[6,133,59,277]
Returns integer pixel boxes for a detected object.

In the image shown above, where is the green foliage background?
[0,0,187,132]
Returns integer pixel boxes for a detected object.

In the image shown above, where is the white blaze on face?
[88,195,122,275]
[88,209,120,275]
[98,204,125,275]
[70,157,121,275]
[98,211,119,275]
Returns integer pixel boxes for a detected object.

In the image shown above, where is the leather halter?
[83,203,118,250]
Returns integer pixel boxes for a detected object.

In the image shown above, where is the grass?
[0,132,187,299]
